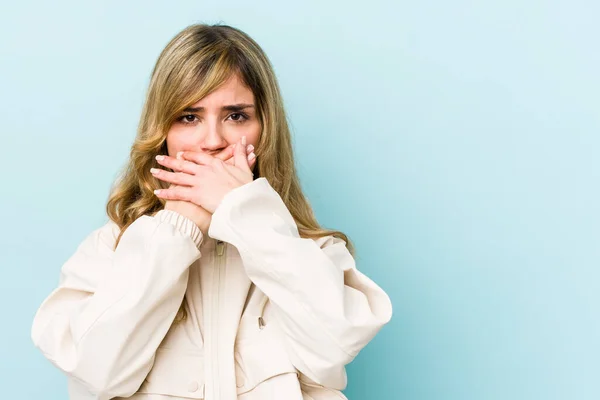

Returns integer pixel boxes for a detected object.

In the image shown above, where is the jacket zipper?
[213,239,226,400]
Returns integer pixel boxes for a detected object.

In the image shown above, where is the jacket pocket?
[136,347,205,399]
[236,286,270,345]
[234,320,298,395]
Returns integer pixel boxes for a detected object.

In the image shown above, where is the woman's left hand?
[152,136,257,213]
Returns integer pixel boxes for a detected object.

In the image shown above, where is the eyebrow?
[182,103,255,113]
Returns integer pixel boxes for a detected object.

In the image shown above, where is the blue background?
[1,0,599,399]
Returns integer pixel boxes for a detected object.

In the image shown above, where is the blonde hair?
[105,23,354,321]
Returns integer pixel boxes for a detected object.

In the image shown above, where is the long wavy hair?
[105,23,354,321]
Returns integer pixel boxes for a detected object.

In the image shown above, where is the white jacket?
[31,177,393,400]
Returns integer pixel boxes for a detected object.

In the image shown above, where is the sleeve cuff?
[154,209,203,248]
[208,177,293,242]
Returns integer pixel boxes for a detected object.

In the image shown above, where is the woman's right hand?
[163,143,255,237]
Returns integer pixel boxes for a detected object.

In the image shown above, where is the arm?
[208,178,393,389]
[31,210,203,400]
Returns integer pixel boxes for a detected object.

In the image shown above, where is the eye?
[177,114,199,125]
[228,112,249,124]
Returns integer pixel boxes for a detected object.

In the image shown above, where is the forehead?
[190,73,254,107]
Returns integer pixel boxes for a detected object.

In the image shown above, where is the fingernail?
[247,144,254,152]
[150,168,159,174]
[176,151,184,159]
[156,155,164,161]
[242,136,247,146]
[248,152,256,162]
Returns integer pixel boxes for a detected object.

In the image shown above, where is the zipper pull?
[257,295,269,330]
[216,240,225,256]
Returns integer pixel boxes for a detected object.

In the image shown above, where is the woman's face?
[166,73,261,163]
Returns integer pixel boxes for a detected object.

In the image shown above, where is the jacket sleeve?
[208,178,393,390]
[31,210,204,400]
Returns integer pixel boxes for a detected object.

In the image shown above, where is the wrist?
[196,215,211,238]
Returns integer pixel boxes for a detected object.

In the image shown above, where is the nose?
[197,120,228,154]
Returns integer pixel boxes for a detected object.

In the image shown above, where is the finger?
[156,155,198,175]
[248,155,257,178]
[215,143,252,160]
[153,185,193,201]
[150,168,195,186]
[214,144,236,162]
[228,151,258,181]
[181,150,218,166]
[234,136,252,172]
[248,151,256,165]
[225,143,255,165]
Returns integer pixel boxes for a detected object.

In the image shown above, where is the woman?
[31,23,393,400]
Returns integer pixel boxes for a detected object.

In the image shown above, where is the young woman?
[31,23,393,400]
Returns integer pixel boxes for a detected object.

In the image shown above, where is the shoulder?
[312,234,347,249]
[59,219,121,289]
[80,219,121,255]
[65,219,121,268]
